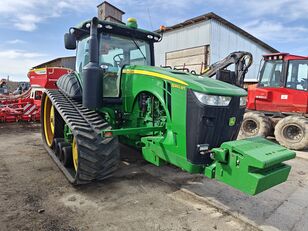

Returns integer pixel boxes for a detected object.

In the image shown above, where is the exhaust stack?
[82,17,103,110]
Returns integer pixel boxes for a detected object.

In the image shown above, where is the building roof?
[159,12,278,53]
[97,1,125,15]
[32,56,76,69]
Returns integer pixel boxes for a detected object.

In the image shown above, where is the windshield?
[259,60,283,87]
[99,33,151,68]
[286,60,308,91]
[75,33,152,98]
[75,33,151,74]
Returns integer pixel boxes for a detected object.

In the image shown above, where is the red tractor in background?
[239,53,308,150]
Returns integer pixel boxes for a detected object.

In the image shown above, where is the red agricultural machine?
[0,67,71,123]
[239,53,308,150]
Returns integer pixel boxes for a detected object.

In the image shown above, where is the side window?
[75,37,90,74]
[270,63,282,87]
[287,61,308,90]
[260,62,273,86]
[99,34,123,98]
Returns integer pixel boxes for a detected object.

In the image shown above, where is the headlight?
[240,96,247,107]
[193,91,231,106]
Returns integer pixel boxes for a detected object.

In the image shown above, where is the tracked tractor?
[41,17,295,195]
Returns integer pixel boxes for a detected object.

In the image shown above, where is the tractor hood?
[123,65,247,96]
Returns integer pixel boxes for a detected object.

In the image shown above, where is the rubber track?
[43,89,120,185]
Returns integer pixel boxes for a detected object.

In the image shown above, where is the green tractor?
[41,17,295,195]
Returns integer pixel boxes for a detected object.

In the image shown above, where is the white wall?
[154,19,274,81]
[154,21,211,67]
[210,20,271,81]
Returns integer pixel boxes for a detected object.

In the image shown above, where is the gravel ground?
[0,123,257,231]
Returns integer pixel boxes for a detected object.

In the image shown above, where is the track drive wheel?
[238,112,272,139]
[41,94,64,148]
[275,115,308,150]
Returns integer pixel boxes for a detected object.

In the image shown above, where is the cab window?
[99,33,151,98]
[75,37,90,74]
[287,60,308,91]
[259,60,283,87]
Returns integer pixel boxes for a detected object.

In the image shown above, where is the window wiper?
[131,37,146,60]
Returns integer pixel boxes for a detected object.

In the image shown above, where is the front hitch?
[205,137,296,195]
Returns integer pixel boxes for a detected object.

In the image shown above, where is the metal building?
[154,13,278,81]
[32,56,76,70]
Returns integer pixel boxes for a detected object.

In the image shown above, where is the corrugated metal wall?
[154,19,273,81]
[210,20,270,81]
[154,21,211,67]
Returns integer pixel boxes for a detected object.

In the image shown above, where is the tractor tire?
[274,115,308,150]
[238,112,272,139]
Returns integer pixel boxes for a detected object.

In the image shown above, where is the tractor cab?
[66,18,159,100]
[247,53,308,113]
[259,53,308,90]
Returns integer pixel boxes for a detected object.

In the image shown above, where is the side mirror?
[64,33,76,50]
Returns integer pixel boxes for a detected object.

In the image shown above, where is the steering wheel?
[113,54,124,66]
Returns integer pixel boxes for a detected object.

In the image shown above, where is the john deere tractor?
[41,17,295,195]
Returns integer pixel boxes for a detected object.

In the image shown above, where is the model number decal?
[281,95,288,100]
[171,83,185,90]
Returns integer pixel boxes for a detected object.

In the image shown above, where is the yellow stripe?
[123,69,188,86]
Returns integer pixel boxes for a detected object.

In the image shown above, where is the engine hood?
[123,65,247,97]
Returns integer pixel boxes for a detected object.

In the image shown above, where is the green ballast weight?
[206,137,296,195]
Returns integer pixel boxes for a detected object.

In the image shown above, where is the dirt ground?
[0,123,307,231]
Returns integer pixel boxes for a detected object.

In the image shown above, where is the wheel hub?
[242,119,258,135]
[283,124,303,142]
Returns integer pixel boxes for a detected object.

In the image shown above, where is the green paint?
[229,117,236,126]
[64,124,73,143]
[210,137,296,195]
[66,17,296,195]
[102,126,165,137]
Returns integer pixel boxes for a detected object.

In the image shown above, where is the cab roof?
[71,18,161,43]
[263,53,308,61]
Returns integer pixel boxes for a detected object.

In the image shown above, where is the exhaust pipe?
[82,17,103,110]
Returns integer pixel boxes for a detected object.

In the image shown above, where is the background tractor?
[40,17,295,195]
[239,53,308,150]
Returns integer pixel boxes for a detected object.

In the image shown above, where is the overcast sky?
[1,0,308,81]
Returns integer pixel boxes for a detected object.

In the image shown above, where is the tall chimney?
[97,1,125,24]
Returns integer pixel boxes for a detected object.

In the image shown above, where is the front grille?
[186,89,245,165]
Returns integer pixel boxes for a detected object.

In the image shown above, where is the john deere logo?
[229,117,236,126]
